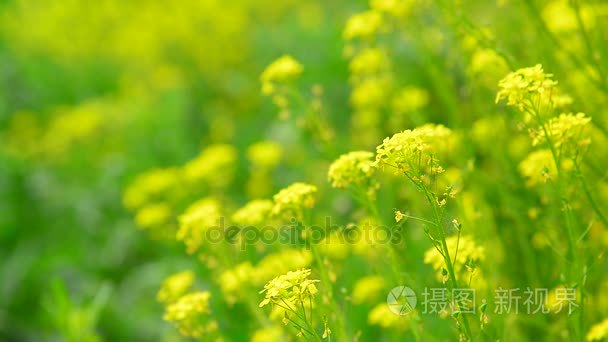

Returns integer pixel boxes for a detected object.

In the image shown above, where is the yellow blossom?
[231,199,274,227]
[328,151,376,190]
[177,198,222,254]
[254,249,313,285]
[271,182,318,220]
[157,271,196,304]
[518,149,558,187]
[530,112,591,150]
[219,262,254,304]
[587,318,608,341]
[424,235,485,283]
[352,275,386,304]
[252,327,284,342]
[247,141,283,169]
[259,268,320,308]
[343,11,382,40]
[349,48,391,78]
[123,167,180,211]
[496,64,558,111]
[182,144,237,188]
[374,124,453,177]
[392,86,430,114]
[134,202,172,230]
[260,55,303,95]
[163,291,214,338]
[394,210,406,223]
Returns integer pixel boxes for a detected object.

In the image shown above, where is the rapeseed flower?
[259,268,320,307]
[177,198,222,254]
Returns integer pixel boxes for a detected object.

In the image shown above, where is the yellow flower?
[352,275,386,304]
[518,149,557,187]
[392,86,429,114]
[122,167,180,211]
[542,0,596,34]
[349,48,391,77]
[219,262,254,304]
[424,235,485,283]
[496,64,558,111]
[587,318,608,341]
[271,182,318,220]
[343,11,383,40]
[163,291,214,338]
[182,144,238,188]
[251,326,284,342]
[254,249,313,285]
[328,151,376,190]
[260,55,304,95]
[368,303,403,328]
[231,199,274,227]
[134,202,172,230]
[350,78,390,109]
[157,271,196,304]
[259,268,320,307]
[530,112,591,150]
[370,0,414,17]
[374,124,453,177]
[177,198,221,254]
[247,141,283,169]
[394,210,406,223]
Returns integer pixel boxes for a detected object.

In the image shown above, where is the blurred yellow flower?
[157,271,196,304]
[177,198,222,254]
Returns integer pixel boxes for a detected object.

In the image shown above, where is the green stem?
[421,187,474,341]
[574,160,608,227]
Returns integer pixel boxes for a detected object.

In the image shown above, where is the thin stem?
[574,160,608,227]
[421,186,473,341]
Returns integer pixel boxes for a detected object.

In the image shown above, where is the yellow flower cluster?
[370,0,414,17]
[231,199,274,227]
[542,0,596,34]
[374,124,453,177]
[259,268,320,308]
[219,249,313,305]
[328,151,376,190]
[260,55,304,95]
[368,303,407,328]
[255,250,314,284]
[247,141,283,197]
[587,318,608,341]
[352,275,386,304]
[424,235,485,284]
[123,168,180,211]
[183,144,238,188]
[219,262,254,304]
[177,198,222,254]
[247,141,283,169]
[163,291,216,338]
[343,11,383,41]
[349,48,391,80]
[391,86,430,114]
[530,112,592,150]
[518,149,559,187]
[271,182,317,220]
[496,64,558,111]
[134,203,172,231]
[157,271,196,304]
[251,327,284,342]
